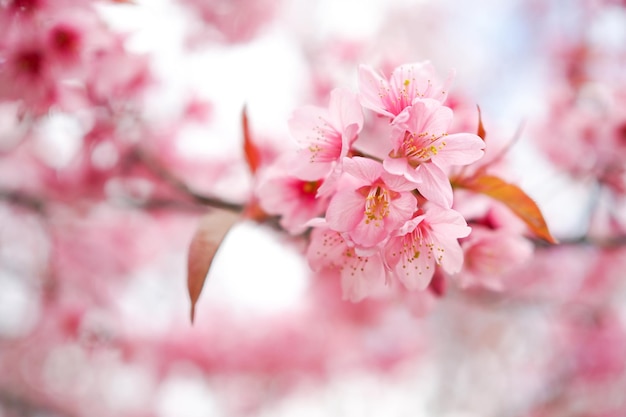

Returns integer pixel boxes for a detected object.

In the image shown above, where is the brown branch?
[0,389,79,417]
[131,147,245,213]
[0,188,45,213]
[536,235,626,249]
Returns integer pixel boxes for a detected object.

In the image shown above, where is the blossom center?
[307,118,340,163]
[15,50,43,77]
[10,0,39,13]
[301,180,321,195]
[400,131,447,165]
[359,183,396,225]
[51,26,80,56]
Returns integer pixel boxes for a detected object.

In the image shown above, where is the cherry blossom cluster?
[0,0,150,115]
[256,62,486,301]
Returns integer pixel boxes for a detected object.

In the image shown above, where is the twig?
[130,147,245,213]
[0,188,45,213]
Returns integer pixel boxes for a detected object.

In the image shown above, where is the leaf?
[187,208,240,323]
[242,106,262,174]
[476,105,486,141]
[457,175,557,244]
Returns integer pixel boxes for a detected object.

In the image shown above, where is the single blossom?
[358,61,453,119]
[458,226,533,291]
[306,225,386,302]
[385,205,471,291]
[255,155,330,234]
[325,157,417,248]
[288,87,363,183]
[384,98,485,207]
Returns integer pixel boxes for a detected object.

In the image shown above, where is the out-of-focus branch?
[533,234,626,248]
[0,389,78,417]
[0,189,45,213]
[131,147,245,213]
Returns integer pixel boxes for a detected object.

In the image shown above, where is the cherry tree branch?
[130,147,245,213]
[0,188,46,213]
[0,390,79,417]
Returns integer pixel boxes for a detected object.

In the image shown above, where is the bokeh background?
[1,0,626,416]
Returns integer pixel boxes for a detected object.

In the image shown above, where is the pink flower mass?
[385,98,486,207]
[3,1,626,416]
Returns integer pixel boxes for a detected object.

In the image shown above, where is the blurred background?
[1,0,626,416]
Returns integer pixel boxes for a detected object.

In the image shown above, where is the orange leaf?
[457,175,557,244]
[187,209,240,323]
[242,106,262,174]
[476,105,486,141]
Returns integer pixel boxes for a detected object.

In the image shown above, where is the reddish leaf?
[457,175,557,244]
[476,105,486,141]
[242,106,262,174]
[187,208,240,323]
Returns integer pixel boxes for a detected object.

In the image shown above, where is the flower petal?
[342,156,383,183]
[341,251,386,302]
[404,99,453,137]
[358,64,394,118]
[329,87,364,134]
[416,163,453,207]
[326,188,364,232]
[431,132,485,167]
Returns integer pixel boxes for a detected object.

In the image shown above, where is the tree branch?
[131,147,245,213]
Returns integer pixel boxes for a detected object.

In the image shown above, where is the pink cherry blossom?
[306,225,386,302]
[0,33,58,113]
[255,155,330,234]
[178,0,280,44]
[325,156,417,248]
[384,98,485,207]
[457,226,534,291]
[288,87,363,184]
[358,61,453,119]
[385,205,471,291]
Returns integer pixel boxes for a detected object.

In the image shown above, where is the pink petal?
[288,106,342,163]
[328,87,364,134]
[386,235,435,290]
[397,256,435,290]
[428,208,472,238]
[350,217,389,248]
[431,132,485,167]
[391,62,454,103]
[405,99,453,136]
[416,162,453,207]
[386,192,418,227]
[291,151,333,180]
[358,65,394,118]
[306,227,346,271]
[288,105,329,144]
[342,156,383,183]
[326,189,364,232]
[381,169,420,191]
[341,123,361,158]
[341,251,386,301]
[433,235,465,274]
[383,156,422,184]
